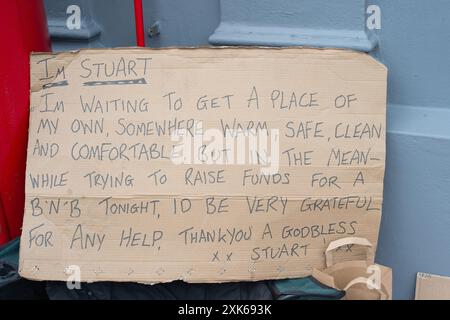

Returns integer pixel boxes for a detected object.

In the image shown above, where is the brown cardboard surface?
[19,47,387,283]
[415,272,450,300]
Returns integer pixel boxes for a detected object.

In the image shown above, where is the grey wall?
[45,0,219,50]
[371,0,450,300]
[209,0,376,51]
[44,0,450,299]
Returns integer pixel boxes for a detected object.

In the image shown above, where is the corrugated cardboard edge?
[30,45,388,72]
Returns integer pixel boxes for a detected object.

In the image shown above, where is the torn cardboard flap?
[20,47,387,283]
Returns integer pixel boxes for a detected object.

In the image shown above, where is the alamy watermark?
[367,5,381,30]
[66,5,81,30]
[170,122,280,175]
[65,265,81,289]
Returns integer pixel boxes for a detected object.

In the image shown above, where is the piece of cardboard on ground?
[312,237,392,300]
[19,47,387,283]
[415,272,450,300]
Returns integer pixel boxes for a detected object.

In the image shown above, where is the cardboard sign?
[19,47,387,283]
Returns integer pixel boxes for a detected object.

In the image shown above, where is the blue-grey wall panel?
[142,0,220,47]
[371,0,450,108]
[210,0,376,51]
[369,0,450,299]
[379,104,450,298]
[45,0,220,50]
